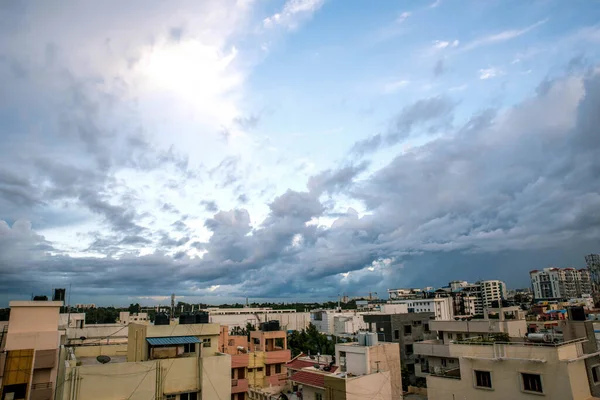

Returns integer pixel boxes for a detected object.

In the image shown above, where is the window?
[394,330,400,339]
[412,320,422,326]
[474,370,492,389]
[449,359,455,364]
[407,364,415,373]
[181,393,198,400]
[405,344,414,355]
[315,394,323,400]
[441,359,447,367]
[404,325,412,335]
[202,338,211,348]
[257,367,263,372]
[275,364,282,374]
[424,323,430,332]
[183,343,196,353]
[165,395,176,400]
[521,373,543,393]
[456,334,463,341]
[266,365,271,376]
[593,365,600,384]
[447,333,453,339]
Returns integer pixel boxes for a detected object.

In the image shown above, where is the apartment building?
[390,297,453,320]
[530,267,593,300]
[57,321,230,400]
[311,309,366,334]
[426,336,595,400]
[0,300,63,400]
[219,324,292,400]
[414,307,527,381]
[479,280,507,309]
[363,312,435,385]
[289,341,402,400]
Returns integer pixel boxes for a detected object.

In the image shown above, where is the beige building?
[57,321,231,400]
[426,336,599,400]
[0,300,63,400]
[289,341,403,400]
[205,308,310,331]
[414,307,527,379]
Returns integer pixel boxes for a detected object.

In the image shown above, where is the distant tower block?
[586,254,600,292]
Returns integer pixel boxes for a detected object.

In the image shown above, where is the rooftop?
[9,301,64,307]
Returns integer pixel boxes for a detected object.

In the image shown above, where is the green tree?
[128,303,141,313]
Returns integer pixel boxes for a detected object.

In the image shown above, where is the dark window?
[275,364,282,374]
[412,320,422,326]
[257,367,263,372]
[202,338,211,348]
[405,344,414,355]
[593,366,600,383]
[180,393,198,400]
[232,369,235,379]
[407,363,415,373]
[184,343,196,353]
[266,365,271,376]
[394,330,400,339]
[522,373,543,393]
[475,370,492,388]
[404,325,412,335]
[456,334,463,341]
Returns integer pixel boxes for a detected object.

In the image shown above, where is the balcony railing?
[30,382,53,400]
[429,367,461,380]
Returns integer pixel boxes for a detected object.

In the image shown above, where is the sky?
[1,0,600,307]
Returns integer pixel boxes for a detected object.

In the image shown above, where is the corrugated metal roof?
[146,336,200,346]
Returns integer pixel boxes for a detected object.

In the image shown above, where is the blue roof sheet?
[146,336,200,346]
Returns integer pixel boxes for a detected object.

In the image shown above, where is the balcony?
[429,367,461,380]
[231,378,249,394]
[30,382,53,400]
[232,354,249,368]
[414,340,450,358]
[264,349,291,364]
[264,374,288,387]
[34,349,57,369]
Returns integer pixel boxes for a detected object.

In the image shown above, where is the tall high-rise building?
[530,268,592,300]
[478,280,507,309]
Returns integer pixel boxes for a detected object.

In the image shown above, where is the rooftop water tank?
[366,332,378,346]
[357,331,367,346]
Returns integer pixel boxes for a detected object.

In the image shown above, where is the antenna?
[171,293,175,319]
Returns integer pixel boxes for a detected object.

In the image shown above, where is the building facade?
[0,301,63,400]
[530,268,593,300]
[478,280,507,309]
[390,298,453,321]
[363,312,435,385]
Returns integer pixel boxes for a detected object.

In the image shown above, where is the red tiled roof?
[290,371,325,389]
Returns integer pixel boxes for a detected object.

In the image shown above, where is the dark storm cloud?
[1,1,599,305]
[351,96,456,156]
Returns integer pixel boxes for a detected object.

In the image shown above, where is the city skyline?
[1,0,600,306]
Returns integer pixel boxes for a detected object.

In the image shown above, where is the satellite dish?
[96,355,111,364]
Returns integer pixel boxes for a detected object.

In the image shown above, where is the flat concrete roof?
[10,301,64,307]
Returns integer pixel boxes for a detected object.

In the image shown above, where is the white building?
[206,307,310,331]
[530,268,592,299]
[118,311,148,325]
[479,280,507,309]
[392,297,453,320]
[333,314,368,336]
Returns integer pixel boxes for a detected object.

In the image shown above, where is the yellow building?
[57,322,231,400]
[426,336,600,400]
[0,300,63,400]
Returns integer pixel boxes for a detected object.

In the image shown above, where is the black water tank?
[269,320,280,331]
[195,312,209,324]
[53,288,66,302]
[569,306,586,321]
[179,312,195,325]
[155,313,169,325]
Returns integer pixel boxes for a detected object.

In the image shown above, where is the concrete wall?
[61,354,230,400]
[209,312,310,331]
[73,344,128,358]
[301,385,325,400]
[345,372,392,400]
[367,344,402,400]
[201,354,231,400]
[65,324,127,341]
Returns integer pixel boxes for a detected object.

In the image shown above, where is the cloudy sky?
[1,0,599,306]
